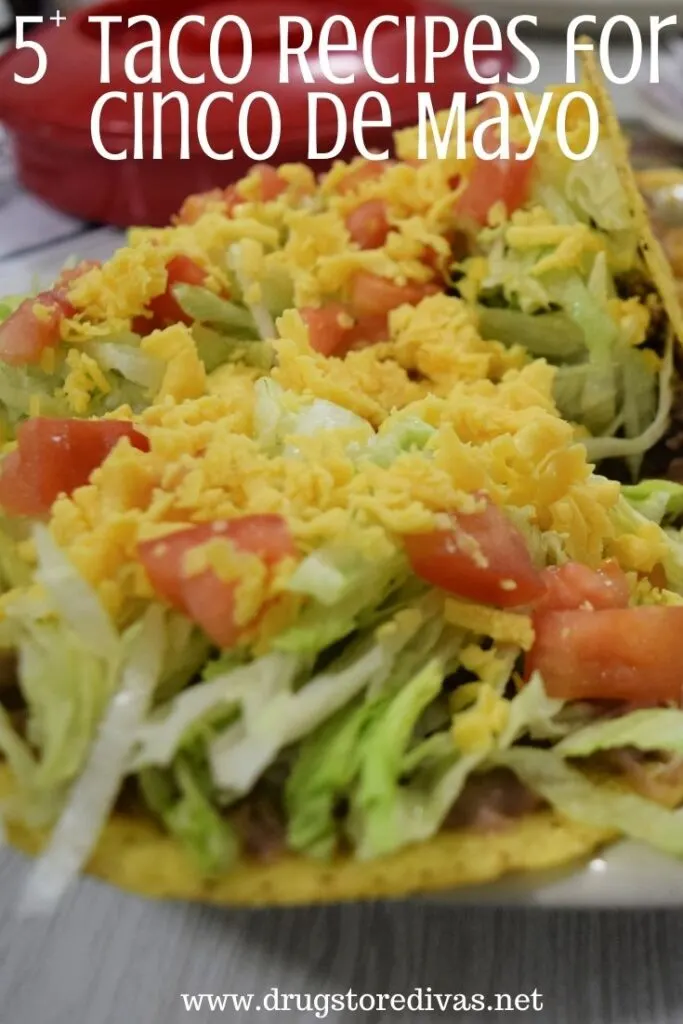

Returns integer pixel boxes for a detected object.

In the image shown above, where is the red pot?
[0,0,515,226]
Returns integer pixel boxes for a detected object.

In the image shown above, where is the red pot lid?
[0,0,515,153]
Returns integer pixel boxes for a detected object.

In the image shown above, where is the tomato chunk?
[536,561,630,613]
[456,146,534,226]
[346,200,390,250]
[138,515,296,648]
[346,314,392,348]
[53,260,100,297]
[134,255,207,333]
[48,260,101,318]
[177,187,240,225]
[254,165,287,201]
[527,607,683,703]
[404,503,546,608]
[0,294,66,366]
[0,418,149,517]
[349,272,440,321]
[301,304,351,357]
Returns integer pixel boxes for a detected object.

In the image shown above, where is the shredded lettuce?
[546,272,620,433]
[611,493,683,595]
[139,751,239,876]
[274,553,408,654]
[86,339,165,392]
[563,144,634,234]
[584,343,672,465]
[350,659,445,859]
[0,704,38,796]
[17,622,119,794]
[228,243,276,340]
[531,183,578,226]
[156,615,211,702]
[173,284,257,336]
[258,264,294,318]
[19,607,165,916]
[285,547,383,606]
[253,378,292,451]
[254,378,376,458]
[286,697,386,858]
[348,672,564,860]
[557,708,683,758]
[0,295,27,323]
[534,140,635,242]
[0,517,31,592]
[622,479,683,526]
[193,325,274,372]
[477,306,585,361]
[352,416,436,468]
[285,400,374,457]
[132,652,299,771]
[0,363,69,424]
[208,606,429,798]
[31,525,119,660]
[499,674,565,747]
[496,747,683,857]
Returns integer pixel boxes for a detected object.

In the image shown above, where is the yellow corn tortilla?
[0,763,616,905]
[4,55,683,908]
[4,763,683,906]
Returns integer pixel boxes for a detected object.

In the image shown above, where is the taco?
[4,54,683,912]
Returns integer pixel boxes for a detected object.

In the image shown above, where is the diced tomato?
[0,258,100,364]
[177,188,224,224]
[346,313,392,348]
[349,272,440,320]
[182,570,242,649]
[535,561,630,613]
[0,418,149,517]
[49,260,101,318]
[456,145,534,226]
[176,186,243,225]
[301,304,351,357]
[336,161,391,195]
[345,200,390,250]
[0,294,65,366]
[404,503,546,608]
[138,515,296,648]
[166,255,207,289]
[53,260,100,295]
[526,607,683,703]
[134,255,207,334]
[222,184,242,215]
[254,165,287,201]
[420,246,442,274]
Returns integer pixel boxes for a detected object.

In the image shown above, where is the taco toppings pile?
[3,57,683,910]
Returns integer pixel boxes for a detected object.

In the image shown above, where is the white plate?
[435,842,683,908]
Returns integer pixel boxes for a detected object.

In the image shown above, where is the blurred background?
[0,0,681,259]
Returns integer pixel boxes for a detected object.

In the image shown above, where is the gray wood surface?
[1,844,682,1024]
